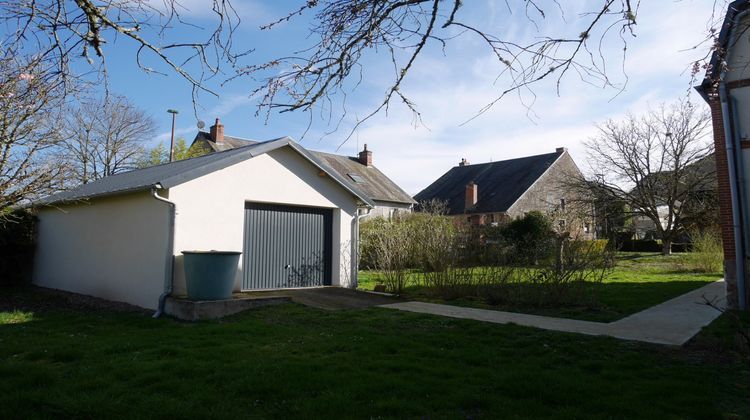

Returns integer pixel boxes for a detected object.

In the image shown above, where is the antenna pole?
[167,109,179,162]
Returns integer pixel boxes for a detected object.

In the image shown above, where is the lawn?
[0,287,748,418]
[358,252,722,322]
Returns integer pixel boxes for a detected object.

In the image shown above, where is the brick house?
[188,119,416,219]
[414,148,594,238]
[696,0,750,310]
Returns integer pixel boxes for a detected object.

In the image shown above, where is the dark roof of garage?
[36,137,376,207]
[413,151,562,215]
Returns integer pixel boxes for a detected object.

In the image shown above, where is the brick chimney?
[459,158,469,166]
[465,182,478,211]
[358,144,372,167]
[210,118,224,143]
[556,147,567,154]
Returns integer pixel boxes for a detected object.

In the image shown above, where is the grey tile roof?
[311,151,415,205]
[194,131,259,151]
[37,137,375,207]
[414,151,562,215]
[193,134,415,205]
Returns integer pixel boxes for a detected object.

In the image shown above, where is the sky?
[77,0,723,195]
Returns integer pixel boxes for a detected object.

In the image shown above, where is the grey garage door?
[243,202,333,290]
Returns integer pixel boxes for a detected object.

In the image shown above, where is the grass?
[358,252,722,322]
[0,287,748,419]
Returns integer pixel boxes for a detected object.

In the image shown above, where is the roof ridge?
[456,151,559,168]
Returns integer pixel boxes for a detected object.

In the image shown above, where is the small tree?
[0,53,66,216]
[139,138,200,168]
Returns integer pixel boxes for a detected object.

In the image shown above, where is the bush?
[683,229,723,273]
[0,210,37,287]
[501,211,555,265]
[361,217,413,293]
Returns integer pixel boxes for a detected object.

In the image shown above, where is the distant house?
[630,154,718,239]
[414,148,593,237]
[189,119,415,219]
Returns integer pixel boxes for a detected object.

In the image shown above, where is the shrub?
[362,217,413,293]
[683,229,723,273]
[0,210,37,287]
[359,209,612,308]
[501,211,555,265]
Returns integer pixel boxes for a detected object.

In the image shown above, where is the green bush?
[500,211,555,265]
[683,230,723,273]
[0,210,37,287]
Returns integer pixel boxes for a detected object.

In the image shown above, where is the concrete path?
[244,287,400,310]
[379,280,727,346]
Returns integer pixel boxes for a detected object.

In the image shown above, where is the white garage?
[32,137,375,312]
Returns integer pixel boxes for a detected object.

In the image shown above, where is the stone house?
[414,148,594,238]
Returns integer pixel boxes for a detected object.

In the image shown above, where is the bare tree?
[0,53,67,216]
[241,0,640,140]
[0,0,245,103]
[61,96,156,184]
[1,2,644,122]
[580,101,714,255]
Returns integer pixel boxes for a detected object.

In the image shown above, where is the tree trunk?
[662,238,672,256]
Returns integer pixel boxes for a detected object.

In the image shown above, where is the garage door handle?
[284,264,291,269]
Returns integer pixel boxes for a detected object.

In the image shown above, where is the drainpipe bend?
[151,185,176,318]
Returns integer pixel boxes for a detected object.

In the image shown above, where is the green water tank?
[182,251,241,300]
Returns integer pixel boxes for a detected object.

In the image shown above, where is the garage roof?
[37,137,376,207]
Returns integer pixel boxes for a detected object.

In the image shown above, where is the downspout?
[351,206,372,289]
[151,185,176,318]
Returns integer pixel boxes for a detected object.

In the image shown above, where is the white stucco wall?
[167,146,360,295]
[366,201,413,219]
[33,192,170,309]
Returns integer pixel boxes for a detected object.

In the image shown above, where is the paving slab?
[380,280,726,346]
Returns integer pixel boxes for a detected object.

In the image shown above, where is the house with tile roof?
[189,119,415,219]
[414,148,594,237]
